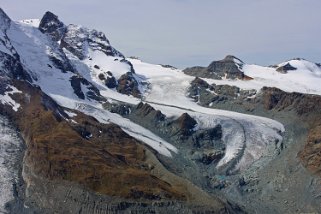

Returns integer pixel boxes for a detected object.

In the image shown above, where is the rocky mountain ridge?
[0,8,320,214]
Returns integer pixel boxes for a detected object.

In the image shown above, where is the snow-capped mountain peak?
[39,11,66,41]
[276,58,321,76]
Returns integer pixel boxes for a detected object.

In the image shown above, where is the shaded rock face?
[276,63,297,73]
[117,72,141,98]
[194,125,223,147]
[70,75,105,101]
[106,76,118,88]
[261,87,321,115]
[38,11,124,61]
[0,52,32,82]
[136,102,165,122]
[0,10,32,82]
[39,11,66,41]
[0,8,11,31]
[97,72,118,89]
[260,87,321,176]
[189,77,256,106]
[184,55,248,80]
[170,113,197,136]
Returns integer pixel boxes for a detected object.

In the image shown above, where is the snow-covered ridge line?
[203,58,321,96]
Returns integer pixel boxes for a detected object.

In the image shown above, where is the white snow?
[0,86,22,111]
[19,19,40,28]
[202,59,321,96]
[64,110,77,118]
[84,50,130,80]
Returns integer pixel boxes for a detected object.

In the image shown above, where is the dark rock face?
[189,77,256,106]
[0,52,32,82]
[97,72,118,89]
[184,55,249,80]
[0,8,11,31]
[191,77,212,89]
[117,72,141,98]
[106,76,118,88]
[171,113,197,136]
[70,75,105,101]
[261,87,321,115]
[160,64,177,70]
[199,150,225,165]
[136,102,166,122]
[110,104,131,116]
[39,11,66,41]
[276,63,297,73]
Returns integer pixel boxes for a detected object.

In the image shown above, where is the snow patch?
[65,110,77,118]
[0,86,22,111]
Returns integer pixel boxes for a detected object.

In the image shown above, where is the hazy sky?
[1,0,320,68]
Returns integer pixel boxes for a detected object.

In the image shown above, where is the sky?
[1,0,320,68]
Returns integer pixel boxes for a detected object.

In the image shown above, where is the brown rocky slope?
[0,79,236,213]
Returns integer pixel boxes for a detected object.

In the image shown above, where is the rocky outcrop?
[189,77,256,106]
[261,87,321,115]
[38,11,124,61]
[276,62,297,73]
[261,87,321,176]
[170,113,197,136]
[105,75,118,88]
[117,72,141,98]
[136,102,166,122]
[184,55,250,80]
[60,24,123,60]
[0,8,11,31]
[70,75,106,101]
[39,11,66,41]
[299,125,321,174]
[0,51,32,82]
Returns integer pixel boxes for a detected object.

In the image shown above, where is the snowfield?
[203,59,321,96]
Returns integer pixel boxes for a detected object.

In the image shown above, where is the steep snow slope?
[3,20,176,157]
[202,58,321,95]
